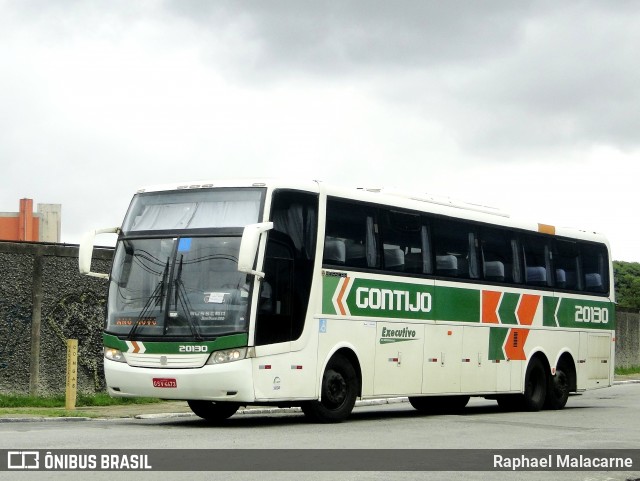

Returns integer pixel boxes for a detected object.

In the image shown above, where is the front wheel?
[188,400,239,422]
[302,354,358,423]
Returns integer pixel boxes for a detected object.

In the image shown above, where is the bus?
[79,179,615,423]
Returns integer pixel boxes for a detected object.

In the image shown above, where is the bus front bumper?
[104,358,256,402]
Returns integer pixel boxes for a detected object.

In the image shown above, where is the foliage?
[0,393,161,408]
[614,365,640,376]
[613,261,640,309]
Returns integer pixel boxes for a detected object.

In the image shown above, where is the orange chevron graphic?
[481,290,501,324]
[517,294,540,326]
[336,277,350,316]
[504,328,529,360]
[131,341,142,353]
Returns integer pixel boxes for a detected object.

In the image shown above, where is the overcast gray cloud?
[0,0,638,261]
[166,1,533,71]
[161,1,640,152]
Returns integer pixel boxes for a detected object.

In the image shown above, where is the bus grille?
[124,353,209,368]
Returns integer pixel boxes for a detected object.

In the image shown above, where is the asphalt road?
[1,382,639,481]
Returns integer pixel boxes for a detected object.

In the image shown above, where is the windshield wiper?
[128,259,169,340]
[173,254,204,341]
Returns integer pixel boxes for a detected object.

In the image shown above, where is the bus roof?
[133,178,609,246]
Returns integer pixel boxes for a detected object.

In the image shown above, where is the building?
[0,198,61,243]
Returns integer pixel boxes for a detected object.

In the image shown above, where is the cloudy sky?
[1,1,638,261]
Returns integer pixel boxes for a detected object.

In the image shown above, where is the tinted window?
[479,228,520,283]
[324,200,379,269]
[581,243,609,293]
[554,240,580,290]
[432,219,479,279]
[522,235,551,287]
[380,210,432,274]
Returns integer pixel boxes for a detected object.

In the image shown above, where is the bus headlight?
[206,348,247,365]
[104,347,127,363]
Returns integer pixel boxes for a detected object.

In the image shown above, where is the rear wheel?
[302,354,358,423]
[187,400,239,422]
[497,357,547,412]
[544,367,570,410]
[409,395,470,414]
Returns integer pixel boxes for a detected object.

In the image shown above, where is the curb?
[136,396,409,419]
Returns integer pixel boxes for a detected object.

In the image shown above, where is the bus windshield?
[106,236,251,339]
[122,188,264,233]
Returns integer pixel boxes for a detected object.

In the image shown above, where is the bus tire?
[409,395,470,413]
[522,357,548,412]
[497,357,547,412]
[544,367,570,410]
[302,354,357,423]
[187,400,239,422]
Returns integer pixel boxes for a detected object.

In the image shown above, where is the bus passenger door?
[252,234,295,400]
[373,322,424,395]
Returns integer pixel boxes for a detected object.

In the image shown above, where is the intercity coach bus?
[79,179,615,423]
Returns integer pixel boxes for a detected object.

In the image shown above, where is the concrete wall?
[0,239,639,396]
[0,241,113,395]
[615,309,640,369]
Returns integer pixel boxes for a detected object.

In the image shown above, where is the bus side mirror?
[238,222,274,279]
[79,227,120,279]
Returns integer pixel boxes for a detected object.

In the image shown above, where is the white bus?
[80,179,615,423]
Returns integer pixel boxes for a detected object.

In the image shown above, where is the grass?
[0,408,102,418]
[0,393,165,419]
[615,365,640,376]
[0,393,162,409]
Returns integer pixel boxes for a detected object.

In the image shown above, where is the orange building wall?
[0,198,40,241]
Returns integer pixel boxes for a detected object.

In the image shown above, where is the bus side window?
[325,199,380,270]
[554,240,580,290]
[479,227,517,284]
[522,235,552,288]
[432,219,478,279]
[581,243,609,294]
[379,210,430,274]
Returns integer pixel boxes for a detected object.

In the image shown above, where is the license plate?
[153,378,177,388]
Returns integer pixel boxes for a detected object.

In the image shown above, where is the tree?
[613,261,640,309]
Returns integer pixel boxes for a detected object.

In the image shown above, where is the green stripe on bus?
[322,275,340,315]
[498,293,519,325]
[543,297,560,327]
[102,332,249,354]
[489,327,509,361]
[321,273,615,330]
[433,286,480,323]
[553,298,615,330]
